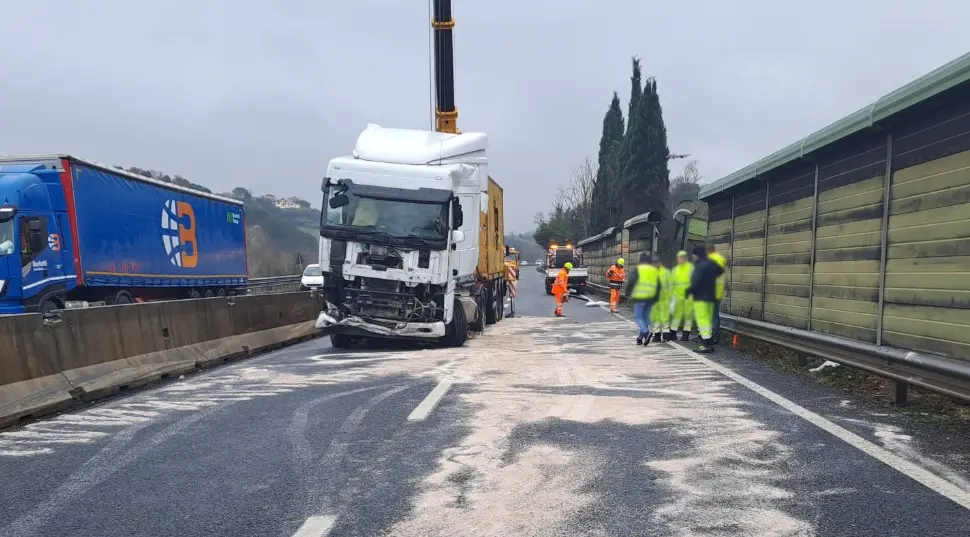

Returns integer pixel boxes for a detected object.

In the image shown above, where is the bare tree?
[671,159,707,218]
[672,159,701,187]
[556,156,597,238]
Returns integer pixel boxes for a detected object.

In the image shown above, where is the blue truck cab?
[0,155,248,314]
[0,163,74,314]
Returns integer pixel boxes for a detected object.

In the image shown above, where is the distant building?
[262,194,278,202]
[275,198,300,210]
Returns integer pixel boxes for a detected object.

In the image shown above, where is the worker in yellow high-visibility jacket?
[623,253,662,345]
[686,245,725,353]
[707,245,727,344]
[670,250,694,341]
[649,257,672,342]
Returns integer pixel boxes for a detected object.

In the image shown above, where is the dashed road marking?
[407,380,453,422]
[291,515,336,537]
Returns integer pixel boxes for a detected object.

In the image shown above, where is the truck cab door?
[18,214,65,304]
[451,195,479,279]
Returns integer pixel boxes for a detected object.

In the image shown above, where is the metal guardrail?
[245,275,302,295]
[723,314,970,403]
[582,283,970,403]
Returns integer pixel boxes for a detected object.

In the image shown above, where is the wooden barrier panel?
[883,94,970,361]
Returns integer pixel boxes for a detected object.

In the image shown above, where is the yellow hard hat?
[564,262,573,270]
[616,258,625,266]
[677,250,688,257]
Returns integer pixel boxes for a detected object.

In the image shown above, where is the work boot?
[695,339,714,354]
[636,332,644,345]
[679,331,691,342]
[642,332,653,346]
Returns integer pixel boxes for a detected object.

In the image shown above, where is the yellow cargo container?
[478,177,505,281]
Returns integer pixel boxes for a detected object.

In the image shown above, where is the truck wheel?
[39,298,60,314]
[330,333,355,348]
[204,289,215,298]
[441,299,468,347]
[485,282,498,325]
[545,282,554,295]
[188,289,202,299]
[217,288,228,297]
[469,292,486,332]
[113,291,133,305]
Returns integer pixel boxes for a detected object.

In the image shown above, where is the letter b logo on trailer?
[161,200,198,268]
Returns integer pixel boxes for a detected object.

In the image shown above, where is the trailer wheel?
[217,288,228,297]
[188,289,202,299]
[441,298,468,347]
[113,291,133,305]
[469,292,486,332]
[485,281,499,325]
[204,289,215,299]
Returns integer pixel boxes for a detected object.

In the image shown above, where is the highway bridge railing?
[581,280,970,404]
[245,275,302,295]
[721,315,970,404]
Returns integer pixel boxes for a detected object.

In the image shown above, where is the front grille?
[345,278,443,322]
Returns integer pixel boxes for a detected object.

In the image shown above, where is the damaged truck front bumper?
[315,306,446,339]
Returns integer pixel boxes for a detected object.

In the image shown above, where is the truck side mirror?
[329,193,349,209]
[451,230,465,244]
[452,198,463,228]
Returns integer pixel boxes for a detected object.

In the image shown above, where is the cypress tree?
[591,92,625,231]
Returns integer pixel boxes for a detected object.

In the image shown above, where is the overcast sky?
[2,1,969,232]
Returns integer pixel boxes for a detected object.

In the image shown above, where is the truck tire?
[188,289,202,299]
[469,292,486,332]
[330,333,355,348]
[113,290,133,305]
[204,289,215,298]
[545,281,554,295]
[441,298,468,347]
[485,281,499,325]
[39,298,60,314]
[217,288,228,297]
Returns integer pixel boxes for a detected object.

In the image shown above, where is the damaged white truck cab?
[315,124,493,348]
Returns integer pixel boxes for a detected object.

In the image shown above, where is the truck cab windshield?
[322,184,449,242]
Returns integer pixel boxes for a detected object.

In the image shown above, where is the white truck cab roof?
[353,124,488,166]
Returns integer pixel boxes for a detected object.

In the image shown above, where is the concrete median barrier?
[0,292,323,428]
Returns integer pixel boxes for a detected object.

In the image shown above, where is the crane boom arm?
[431,0,458,134]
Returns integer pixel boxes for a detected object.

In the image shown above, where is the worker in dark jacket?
[685,245,724,353]
[624,253,662,346]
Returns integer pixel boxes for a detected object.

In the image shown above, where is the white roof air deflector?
[352,124,488,166]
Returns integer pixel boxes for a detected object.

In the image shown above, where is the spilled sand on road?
[389,317,814,536]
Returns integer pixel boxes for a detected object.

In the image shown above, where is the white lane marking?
[291,515,336,537]
[598,307,970,510]
[666,340,970,511]
[407,380,454,422]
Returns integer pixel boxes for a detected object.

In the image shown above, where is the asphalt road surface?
[2,270,970,536]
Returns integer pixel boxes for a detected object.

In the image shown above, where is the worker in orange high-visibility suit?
[605,258,626,313]
[553,262,572,317]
